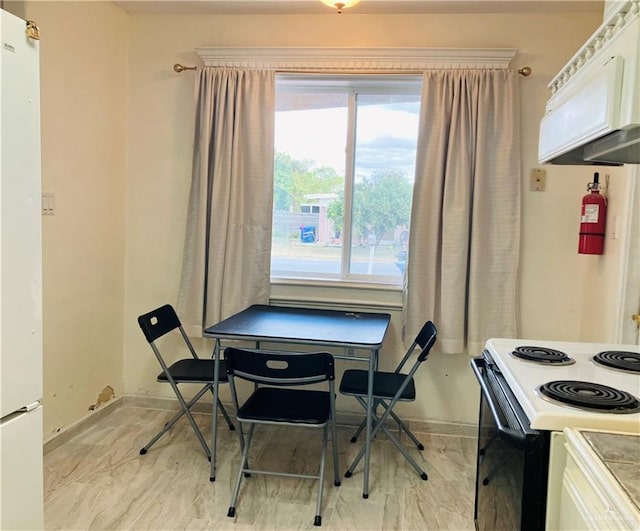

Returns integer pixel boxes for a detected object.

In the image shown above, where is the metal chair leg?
[330,417,341,488]
[314,425,328,526]
[140,384,211,457]
[207,385,235,431]
[384,404,424,450]
[228,423,255,518]
[349,417,367,443]
[345,399,427,480]
[377,422,427,479]
[349,399,384,444]
[217,397,236,431]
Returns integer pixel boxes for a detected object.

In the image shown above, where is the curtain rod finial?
[174,63,197,73]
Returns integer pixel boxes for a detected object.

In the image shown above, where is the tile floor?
[44,404,477,530]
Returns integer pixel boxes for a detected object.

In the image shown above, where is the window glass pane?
[271,76,421,284]
[272,92,347,277]
[348,94,419,278]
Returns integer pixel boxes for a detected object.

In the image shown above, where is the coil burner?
[511,346,575,365]
[537,380,640,414]
[592,351,640,374]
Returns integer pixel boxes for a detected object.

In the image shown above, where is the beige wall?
[123,9,609,427]
[11,2,632,434]
[520,165,635,343]
[576,168,635,342]
[12,1,129,439]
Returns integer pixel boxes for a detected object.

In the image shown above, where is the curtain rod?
[173,63,532,76]
[173,64,197,73]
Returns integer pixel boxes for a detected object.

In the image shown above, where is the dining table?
[204,304,391,499]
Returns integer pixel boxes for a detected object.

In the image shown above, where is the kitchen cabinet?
[547,428,640,530]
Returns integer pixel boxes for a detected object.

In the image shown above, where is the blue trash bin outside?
[300,226,316,243]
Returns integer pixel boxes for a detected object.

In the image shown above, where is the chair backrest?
[415,321,437,362]
[137,304,181,343]
[224,348,335,386]
[396,320,437,372]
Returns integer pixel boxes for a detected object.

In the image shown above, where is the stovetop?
[486,338,640,433]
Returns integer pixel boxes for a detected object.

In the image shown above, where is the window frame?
[272,74,422,286]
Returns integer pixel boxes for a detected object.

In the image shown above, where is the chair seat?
[339,369,415,401]
[157,358,229,383]
[237,387,330,425]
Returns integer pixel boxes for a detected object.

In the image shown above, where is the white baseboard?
[43,396,124,455]
[122,394,476,438]
[42,393,476,454]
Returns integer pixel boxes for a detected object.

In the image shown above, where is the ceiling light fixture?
[321,1,361,14]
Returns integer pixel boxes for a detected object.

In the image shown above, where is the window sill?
[270,277,404,312]
[270,276,403,292]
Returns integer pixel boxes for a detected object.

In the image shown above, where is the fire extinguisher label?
[581,204,599,223]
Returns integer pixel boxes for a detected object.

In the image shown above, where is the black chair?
[137,304,234,460]
[224,347,340,527]
[340,320,437,483]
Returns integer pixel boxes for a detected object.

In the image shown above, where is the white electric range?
[471,338,640,531]
[485,338,640,434]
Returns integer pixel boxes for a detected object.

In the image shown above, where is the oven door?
[471,353,550,531]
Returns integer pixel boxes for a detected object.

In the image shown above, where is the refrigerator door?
[0,10,44,529]
[0,8,42,418]
[0,406,44,529]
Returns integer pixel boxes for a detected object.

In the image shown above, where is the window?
[271,74,422,284]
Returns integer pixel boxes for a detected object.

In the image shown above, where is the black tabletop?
[204,304,390,349]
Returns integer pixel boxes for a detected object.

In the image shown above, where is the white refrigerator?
[0,8,44,530]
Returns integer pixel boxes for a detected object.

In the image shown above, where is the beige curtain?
[178,67,275,334]
[404,69,521,354]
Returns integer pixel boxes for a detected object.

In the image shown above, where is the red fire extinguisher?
[578,172,607,255]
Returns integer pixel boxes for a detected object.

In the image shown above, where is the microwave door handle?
[470,358,526,444]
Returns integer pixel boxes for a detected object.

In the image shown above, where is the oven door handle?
[471,357,526,444]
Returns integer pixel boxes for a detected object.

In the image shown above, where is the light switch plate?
[530,169,546,191]
[42,192,55,215]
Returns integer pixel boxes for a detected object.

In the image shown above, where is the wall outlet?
[530,169,546,191]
